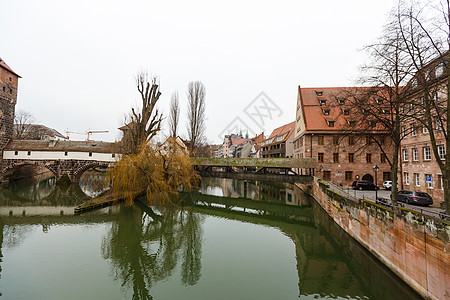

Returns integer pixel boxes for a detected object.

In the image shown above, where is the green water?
[0,175,421,300]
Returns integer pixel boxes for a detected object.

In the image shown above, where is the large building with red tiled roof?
[260,121,295,158]
[0,58,20,150]
[293,86,393,185]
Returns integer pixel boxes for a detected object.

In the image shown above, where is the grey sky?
[1,0,396,144]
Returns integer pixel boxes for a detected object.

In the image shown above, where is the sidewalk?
[325,181,448,219]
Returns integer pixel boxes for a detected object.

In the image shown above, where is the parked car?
[393,190,433,206]
[352,180,379,190]
[383,181,392,190]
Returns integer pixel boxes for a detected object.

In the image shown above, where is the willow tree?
[108,138,199,206]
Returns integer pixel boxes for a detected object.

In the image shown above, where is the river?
[0,174,421,300]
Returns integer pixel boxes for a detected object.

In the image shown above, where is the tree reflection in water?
[101,202,203,299]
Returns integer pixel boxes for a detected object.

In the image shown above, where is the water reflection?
[101,203,204,300]
[0,177,421,300]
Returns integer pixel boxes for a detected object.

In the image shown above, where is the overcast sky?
[1,0,397,144]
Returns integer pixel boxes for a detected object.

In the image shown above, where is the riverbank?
[297,178,450,300]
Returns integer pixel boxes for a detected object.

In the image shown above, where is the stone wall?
[300,178,450,300]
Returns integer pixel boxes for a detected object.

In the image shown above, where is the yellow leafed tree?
[108,137,199,206]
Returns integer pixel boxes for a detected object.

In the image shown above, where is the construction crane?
[86,130,109,141]
[65,130,83,140]
[65,130,109,141]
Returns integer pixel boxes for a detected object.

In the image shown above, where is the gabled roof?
[264,121,295,145]
[0,58,21,78]
[5,140,120,153]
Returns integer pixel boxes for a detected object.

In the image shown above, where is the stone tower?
[0,58,20,150]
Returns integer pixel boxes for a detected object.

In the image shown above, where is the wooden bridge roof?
[192,157,316,168]
[4,140,120,153]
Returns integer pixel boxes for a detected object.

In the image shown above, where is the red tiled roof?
[299,86,386,133]
[230,137,250,146]
[268,121,295,139]
[0,58,21,78]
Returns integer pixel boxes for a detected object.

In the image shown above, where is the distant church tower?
[0,58,20,149]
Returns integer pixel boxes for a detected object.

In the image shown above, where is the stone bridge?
[192,157,316,184]
[1,140,121,182]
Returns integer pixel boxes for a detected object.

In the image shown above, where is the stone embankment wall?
[299,178,450,300]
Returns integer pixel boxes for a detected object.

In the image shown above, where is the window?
[339,99,346,105]
[436,64,444,77]
[318,153,324,162]
[343,108,349,115]
[318,135,324,145]
[333,153,339,163]
[403,149,408,161]
[332,136,339,145]
[436,118,443,130]
[319,99,327,105]
[27,151,31,156]
[402,126,407,137]
[65,152,68,156]
[369,120,376,127]
[404,172,410,185]
[348,136,354,145]
[366,153,372,163]
[112,153,116,158]
[423,125,429,134]
[438,174,443,189]
[327,120,335,127]
[415,173,420,186]
[345,171,353,181]
[366,136,371,145]
[89,152,93,157]
[380,153,386,163]
[322,108,330,115]
[435,91,442,101]
[9,77,12,82]
[9,89,12,94]
[383,172,391,181]
[380,138,385,145]
[348,120,356,127]
[426,174,433,188]
[413,148,418,161]
[411,124,417,136]
[315,90,323,96]
[423,147,431,161]
[345,153,353,163]
[376,98,383,104]
[323,171,331,181]
[438,145,445,160]
[14,151,18,155]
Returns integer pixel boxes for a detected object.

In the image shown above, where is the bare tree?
[395,0,450,212]
[186,81,206,154]
[345,16,414,205]
[121,72,163,154]
[168,91,180,137]
[14,109,35,140]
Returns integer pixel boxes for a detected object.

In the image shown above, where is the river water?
[0,174,421,300]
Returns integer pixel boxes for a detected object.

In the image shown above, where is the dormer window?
[322,108,330,116]
[337,98,345,105]
[347,120,356,127]
[369,120,376,127]
[326,119,335,127]
[319,98,327,106]
[342,108,349,115]
[436,63,445,77]
[376,98,383,104]
[382,108,390,114]
[315,90,323,96]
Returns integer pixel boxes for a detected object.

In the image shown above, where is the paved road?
[331,184,448,218]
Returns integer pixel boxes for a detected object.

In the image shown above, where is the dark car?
[352,180,379,190]
[394,190,433,206]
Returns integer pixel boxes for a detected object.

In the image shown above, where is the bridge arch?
[73,161,111,182]
[1,161,58,180]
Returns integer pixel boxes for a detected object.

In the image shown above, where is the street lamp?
[373,165,379,202]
